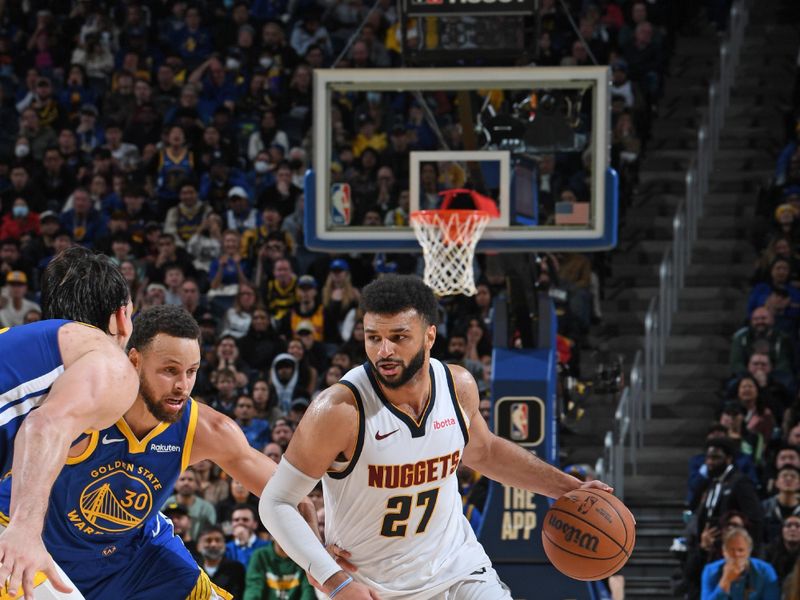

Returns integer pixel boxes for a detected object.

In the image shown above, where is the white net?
[410,210,491,297]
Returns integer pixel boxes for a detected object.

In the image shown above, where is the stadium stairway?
[565,1,798,597]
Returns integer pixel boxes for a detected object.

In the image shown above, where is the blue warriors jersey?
[157,149,194,201]
[0,398,229,599]
[0,319,70,476]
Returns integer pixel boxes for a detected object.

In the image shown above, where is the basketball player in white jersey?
[260,275,612,599]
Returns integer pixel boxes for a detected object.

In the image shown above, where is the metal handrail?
[602,0,750,499]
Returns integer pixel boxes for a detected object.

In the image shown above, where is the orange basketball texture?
[542,489,635,581]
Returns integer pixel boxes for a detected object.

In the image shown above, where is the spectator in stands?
[164,468,217,541]
[238,307,286,376]
[766,515,800,586]
[700,527,779,599]
[265,257,297,322]
[187,213,224,277]
[688,426,759,507]
[258,160,300,218]
[192,459,229,506]
[752,236,800,286]
[197,525,246,599]
[688,438,763,554]
[224,187,258,235]
[321,258,360,343]
[225,504,270,569]
[244,539,316,600]
[234,394,271,450]
[719,402,765,467]
[622,21,663,101]
[747,257,800,336]
[163,502,198,557]
[270,353,307,416]
[0,271,40,327]
[286,337,317,398]
[764,445,800,496]
[181,278,208,321]
[221,283,259,339]
[210,367,240,417]
[744,351,792,420]
[251,379,274,421]
[270,417,294,453]
[21,210,59,268]
[339,319,367,366]
[163,263,186,306]
[280,275,323,339]
[730,306,794,388]
[60,187,108,248]
[248,108,289,163]
[763,465,800,541]
[263,442,283,464]
[19,105,57,161]
[164,182,213,247]
[731,375,776,443]
[156,124,196,209]
[294,320,328,376]
[208,229,251,308]
[445,331,484,385]
[0,198,39,242]
[684,510,750,599]
[39,146,76,209]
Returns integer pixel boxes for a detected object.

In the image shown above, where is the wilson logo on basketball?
[433,417,456,430]
[547,514,599,553]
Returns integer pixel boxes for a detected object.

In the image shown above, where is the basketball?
[542,489,635,581]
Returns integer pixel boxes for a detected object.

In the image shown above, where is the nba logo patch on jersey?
[331,183,352,225]
[510,403,528,441]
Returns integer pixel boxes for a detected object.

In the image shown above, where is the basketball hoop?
[410,209,491,296]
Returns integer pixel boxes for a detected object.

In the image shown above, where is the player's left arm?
[451,364,612,499]
[188,403,319,535]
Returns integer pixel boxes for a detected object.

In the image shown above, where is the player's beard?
[372,344,426,389]
[140,376,186,423]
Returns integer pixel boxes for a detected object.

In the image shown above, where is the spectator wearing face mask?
[0,198,39,241]
[196,525,245,598]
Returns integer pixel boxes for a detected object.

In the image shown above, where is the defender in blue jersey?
[0,247,137,599]
[0,305,318,599]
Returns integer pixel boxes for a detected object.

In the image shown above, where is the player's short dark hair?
[360,275,439,326]
[40,246,130,332]
[128,305,200,352]
[197,524,226,541]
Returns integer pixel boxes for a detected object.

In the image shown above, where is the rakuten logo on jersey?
[150,443,181,453]
[433,417,456,430]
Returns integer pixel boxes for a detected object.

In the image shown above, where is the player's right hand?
[0,526,72,600]
[328,544,357,573]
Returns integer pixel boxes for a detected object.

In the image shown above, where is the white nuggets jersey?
[322,358,491,599]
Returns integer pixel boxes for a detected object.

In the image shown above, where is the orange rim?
[410,210,491,245]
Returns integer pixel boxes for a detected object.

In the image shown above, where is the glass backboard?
[306,66,617,252]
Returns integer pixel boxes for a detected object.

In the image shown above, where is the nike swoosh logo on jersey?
[470,567,487,575]
[102,434,126,445]
[375,429,400,440]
